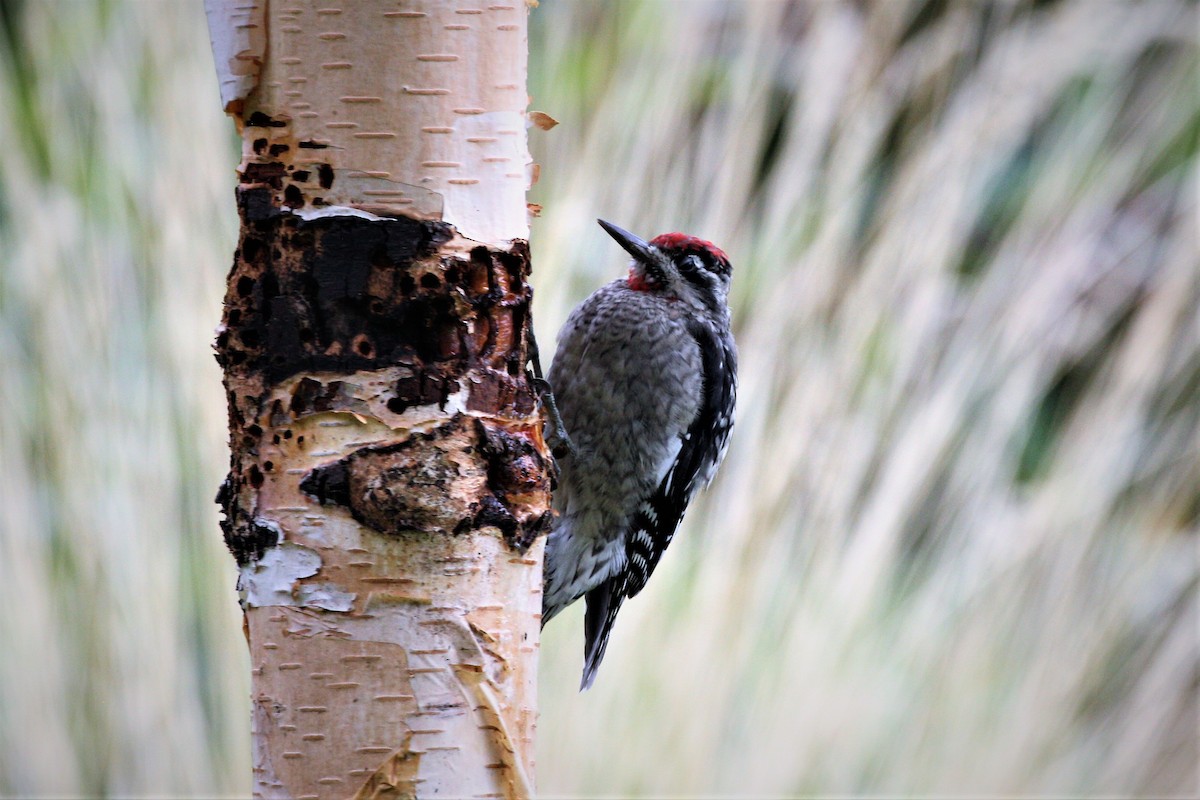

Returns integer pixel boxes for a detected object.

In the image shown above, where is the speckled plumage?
[542,221,737,689]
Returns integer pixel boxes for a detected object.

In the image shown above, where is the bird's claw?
[528,329,576,463]
[532,377,575,460]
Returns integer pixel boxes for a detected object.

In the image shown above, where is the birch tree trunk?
[205,2,548,797]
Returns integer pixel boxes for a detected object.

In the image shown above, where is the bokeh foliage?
[0,0,1195,796]
[0,1,244,794]
[530,1,1198,796]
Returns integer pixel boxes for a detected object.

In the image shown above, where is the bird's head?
[598,219,733,314]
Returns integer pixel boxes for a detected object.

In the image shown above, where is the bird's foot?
[531,376,576,461]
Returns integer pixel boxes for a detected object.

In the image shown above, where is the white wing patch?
[652,436,684,494]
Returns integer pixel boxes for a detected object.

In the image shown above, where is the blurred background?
[0,0,1196,796]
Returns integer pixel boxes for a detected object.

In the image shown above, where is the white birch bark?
[206,3,545,797]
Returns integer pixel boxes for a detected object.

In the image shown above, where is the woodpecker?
[541,219,737,689]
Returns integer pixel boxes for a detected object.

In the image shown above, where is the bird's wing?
[622,319,737,598]
[579,321,737,689]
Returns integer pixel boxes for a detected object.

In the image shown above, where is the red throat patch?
[627,269,651,291]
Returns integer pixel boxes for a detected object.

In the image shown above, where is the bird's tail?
[580,577,626,690]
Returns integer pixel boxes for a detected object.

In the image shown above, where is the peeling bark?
[206,2,545,797]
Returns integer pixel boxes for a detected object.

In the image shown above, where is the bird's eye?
[677,254,716,290]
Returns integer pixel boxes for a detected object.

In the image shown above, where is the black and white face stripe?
[671,251,728,313]
[677,250,729,278]
[676,254,710,286]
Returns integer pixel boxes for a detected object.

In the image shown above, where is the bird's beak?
[598,219,657,264]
